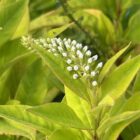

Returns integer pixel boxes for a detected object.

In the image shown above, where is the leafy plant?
[14,36,139,140]
[0,0,140,139]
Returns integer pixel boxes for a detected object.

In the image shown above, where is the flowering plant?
[20,36,140,140]
[0,0,140,140]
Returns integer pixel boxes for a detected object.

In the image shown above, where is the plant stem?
[58,0,104,57]
[113,0,122,54]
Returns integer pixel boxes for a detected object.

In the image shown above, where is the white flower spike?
[21,36,103,87]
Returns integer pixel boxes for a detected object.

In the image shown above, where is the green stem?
[92,87,103,140]
[58,0,104,57]
[113,0,122,54]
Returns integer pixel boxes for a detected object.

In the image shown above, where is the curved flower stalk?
[21,36,103,88]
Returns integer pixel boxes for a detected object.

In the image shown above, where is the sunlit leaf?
[100,55,140,102]
[0,119,36,140]
[125,11,140,43]
[65,87,93,129]
[48,128,86,140]
[29,103,91,129]
[15,59,48,105]
[0,0,29,47]
[30,10,69,31]
[99,44,130,82]
[0,105,57,135]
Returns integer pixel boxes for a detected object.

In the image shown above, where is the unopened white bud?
[78,53,83,59]
[58,42,63,46]
[74,65,79,71]
[85,65,90,71]
[63,38,67,41]
[72,40,76,45]
[92,81,97,86]
[88,58,93,63]
[71,46,76,51]
[73,74,79,79]
[76,43,82,49]
[76,50,81,55]
[52,43,57,47]
[57,38,61,43]
[92,55,98,60]
[40,38,46,44]
[86,50,91,56]
[66,44,71,49]
[77,50,83,59]
[62,52,67,57]
[67,39,71,44]
[67,66,72,71]
[58,46,63,51]
[66,59,72,64]
[83,46,88,52]
[97,62,103,68]
[91,71,96,77]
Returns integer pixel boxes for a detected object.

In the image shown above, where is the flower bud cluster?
[21,36,103,87]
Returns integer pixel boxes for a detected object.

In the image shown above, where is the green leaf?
[11,6,29,39]
[49,128,86,140]
[68,0,116,18]
[0,105,56,135]
[133,71,140,93]
[0,53,36,104]
[29,9,69,31]
[98,111,140,140]
[98,92,140,140]
[0,119,35,140]
[99,44,130,82]
[0,0,29,47]
[133,135,140,140]
[28,103,91,129]
[15,58,48,105]
[125,11,140,43]
[30,0,57,19]
[119,92,140,113]
[0,40,31,75]
[122,0,140,11]
[100,55,140,103]
[65,87,93,129]
[121,119,140,140]
[84,9,115,44]
[46,23,73,38]
[109,95,126,116]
